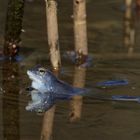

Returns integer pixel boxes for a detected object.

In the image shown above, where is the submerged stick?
[45,0,61,70]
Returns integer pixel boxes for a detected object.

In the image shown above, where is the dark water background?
[0,0,140,140]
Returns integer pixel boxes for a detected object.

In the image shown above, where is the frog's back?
[51,79,87,99]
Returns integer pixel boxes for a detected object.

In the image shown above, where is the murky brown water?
[0,0,140,140]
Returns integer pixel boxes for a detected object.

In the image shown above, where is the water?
[0,0,140,140]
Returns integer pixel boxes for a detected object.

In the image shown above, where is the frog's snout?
[27,70,31,76]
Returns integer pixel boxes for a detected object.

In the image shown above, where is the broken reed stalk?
[73,0,88,55]
[69,67,86,122]
[45,0,61,70]
[4,0,25,58]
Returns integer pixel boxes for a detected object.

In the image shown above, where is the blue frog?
[27,65,88,100]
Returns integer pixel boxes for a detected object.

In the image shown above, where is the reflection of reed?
[2,62,20,140]
[69,67,86,122]
[70,0,87,122]
[40,106,55,140]
[40,70,59,140]
[124,0,135,55]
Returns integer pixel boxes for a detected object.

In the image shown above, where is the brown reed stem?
[73,0,88,55]
[124,0,135,56]
[45,0,61,70]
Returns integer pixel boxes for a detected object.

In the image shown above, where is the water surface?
[0,0,140,140]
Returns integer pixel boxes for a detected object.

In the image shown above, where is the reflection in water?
[2,61,20,140]
[69,67,86,122]
[70,0,88,123]
[40,70,59,140]
[124,0,135,55]
[40,106,55,140]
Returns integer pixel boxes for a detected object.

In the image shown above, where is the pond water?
[0,0,140,140]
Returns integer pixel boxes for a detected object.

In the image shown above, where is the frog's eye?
[38,68,46,75]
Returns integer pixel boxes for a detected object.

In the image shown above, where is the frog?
[27,65,88,99]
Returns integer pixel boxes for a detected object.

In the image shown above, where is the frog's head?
[27,66,57,92]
